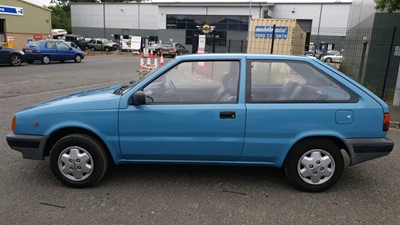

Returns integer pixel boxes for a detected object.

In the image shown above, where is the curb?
[390,121,400,129]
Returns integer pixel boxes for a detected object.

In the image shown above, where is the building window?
[166,15,249,46]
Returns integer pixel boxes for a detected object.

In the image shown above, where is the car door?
[55,41,74,61]
[44,41,58,60]
[0,46,9,64]
[119,60,246,161]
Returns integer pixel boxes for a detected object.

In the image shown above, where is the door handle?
[220,111,236,119]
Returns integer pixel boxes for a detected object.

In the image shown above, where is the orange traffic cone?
[139,53,144,73]
[160,53,165,67]
[146,53,152,65]
[154,53,158,67]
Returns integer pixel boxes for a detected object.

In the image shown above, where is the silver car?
[321,50,343,63]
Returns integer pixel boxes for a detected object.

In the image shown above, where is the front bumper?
[344,138,394,165]
[6,132,49,160]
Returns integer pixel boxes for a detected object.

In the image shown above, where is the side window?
[143,61,240,104]
[45,42,56,49]
[248,61,356,103]
[55,42,70,50]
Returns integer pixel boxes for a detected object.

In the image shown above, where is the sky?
[26,0,352,8]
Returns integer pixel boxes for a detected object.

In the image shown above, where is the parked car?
[0,45,25,66]
[6,54,393,192]
[87,38,118,52]
[64,41,81,51]
[65,34,87,50]
[22,40,85,64]
[305,49,323,59]
[321,50,343,63]
[151,42,189,57]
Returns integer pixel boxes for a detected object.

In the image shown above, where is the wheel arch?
[283,136,349,167]
[44,127,116,165]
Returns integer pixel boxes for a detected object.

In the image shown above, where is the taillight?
[169,48,174,50]
[383,113,390,131]
[11,115,16,131]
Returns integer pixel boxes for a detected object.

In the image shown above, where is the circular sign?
[202,24,211,34]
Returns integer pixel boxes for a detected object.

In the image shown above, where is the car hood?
[19,85,123,114]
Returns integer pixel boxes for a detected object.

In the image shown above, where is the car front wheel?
[9,54,22,66]
[74,54,82,63]
[41,55,51,64]
[284,138,344,192]
[325,58,332,63]
[49,133,108,188]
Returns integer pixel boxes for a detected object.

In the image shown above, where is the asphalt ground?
[0,54,399,224]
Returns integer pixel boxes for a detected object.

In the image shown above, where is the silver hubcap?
[11,55,21,65]
[58,146,93,181]
[43,57,50,63]
[76,55,81,62]
[297,149,335,185]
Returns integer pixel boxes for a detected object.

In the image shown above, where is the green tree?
[375,0,400,13]
[48,5,71,32]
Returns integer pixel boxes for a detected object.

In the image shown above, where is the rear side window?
[247,60,357,103]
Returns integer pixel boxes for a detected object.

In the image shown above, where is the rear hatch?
[22,41,42,54]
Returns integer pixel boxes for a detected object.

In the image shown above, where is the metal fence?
[214,26,400,102]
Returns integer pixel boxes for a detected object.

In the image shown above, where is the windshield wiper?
[114,84,130,95]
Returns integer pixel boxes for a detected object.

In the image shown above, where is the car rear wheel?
[325,58,332,63]
[41,55,51,64]
[90,47,95,51]
[49,133,108,188]
[74,54,82,63]
[9,54,22,66]
[284,138,344,192]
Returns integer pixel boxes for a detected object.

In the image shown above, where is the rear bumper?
[344,138,394,165]
[6,132,49,160]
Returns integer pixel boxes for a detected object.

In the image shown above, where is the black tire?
[284,138,344,192]
[90,47,95,51]
[41,55,50,64]
[105,47,110,52]
[49,133,108,188]
[74,54,82,63]
[60,60,65,63]
[325,58,332,63]
[26,59,34,64]
[9,54,22,66]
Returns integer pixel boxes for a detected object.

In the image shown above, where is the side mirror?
[69,47,73,50]
[129,91,146,105]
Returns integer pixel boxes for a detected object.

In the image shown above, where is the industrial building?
[341,0,400,101]
[0,0,51,49]
[71,0,352,53]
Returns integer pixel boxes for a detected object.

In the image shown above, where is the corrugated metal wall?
[0,0,51,34]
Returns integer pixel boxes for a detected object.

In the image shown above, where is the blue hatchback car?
[6,54,394,192]
[22,40,84,64]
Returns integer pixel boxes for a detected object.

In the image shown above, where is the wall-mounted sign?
[254,26,288,39]
[7,34,14,42]
[198,35,206,54]
[0,5,24,16]
[34,34,43,40]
